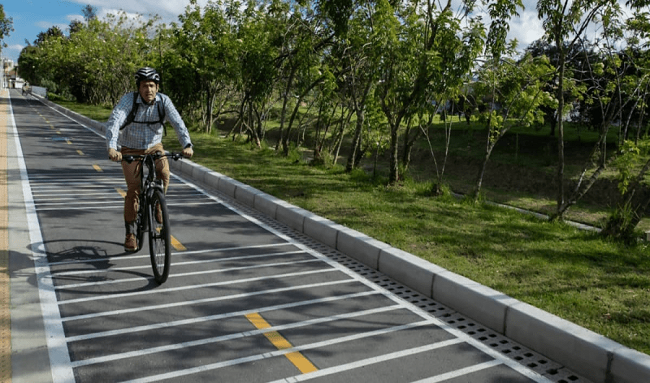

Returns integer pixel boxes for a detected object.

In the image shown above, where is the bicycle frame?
[123,151,182,283]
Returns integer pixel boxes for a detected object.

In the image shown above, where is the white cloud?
[35,20,70,33]
[66,14,85,23]
[7,44,24,52]
[68,0,211,23]
[508,11,545,49]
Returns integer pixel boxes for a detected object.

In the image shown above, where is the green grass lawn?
[61,101,650,356]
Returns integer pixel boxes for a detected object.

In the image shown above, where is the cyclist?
[106,67,194,252]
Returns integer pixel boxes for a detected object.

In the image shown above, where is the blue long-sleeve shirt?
[105,92,192,150]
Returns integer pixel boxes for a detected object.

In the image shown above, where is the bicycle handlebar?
[122,151,184,164]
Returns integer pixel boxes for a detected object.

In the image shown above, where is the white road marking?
[58,268,338,305]
[61,279,359,322]
[65,290,381,342]
[70,304,404,368]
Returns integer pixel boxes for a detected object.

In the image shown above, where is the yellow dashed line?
[92,164,103,172]
[170,237,186,251]
[66,140,72,145]
[115,188,126,198]
[76,150,84,156]
[245,313,318,374]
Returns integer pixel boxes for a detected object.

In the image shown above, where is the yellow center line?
[92,164,102,172]
[245,313,318,374]
[170,236,186,251]
[76,149,84,156]
[66,140,72,145]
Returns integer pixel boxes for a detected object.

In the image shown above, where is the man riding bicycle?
[106,67,194,252]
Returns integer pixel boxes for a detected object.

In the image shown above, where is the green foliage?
[19,9,156,104]
[0,4,13,48]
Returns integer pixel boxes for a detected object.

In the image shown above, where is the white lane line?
[48,243,295,266]
[59,268,338,305]
[35,200,124,207]
[61,279,359,322]
[53,250,309,276]
[65,290,381,342]
[9,94,75,382]
[70,304,404,368]
[409,360,504,383]
[120,319,441,383]
[54,258,324,289]
[34,201,216,211]
[269,338,472,383]
[26,176,122,182]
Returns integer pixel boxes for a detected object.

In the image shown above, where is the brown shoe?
[124,233,137,252]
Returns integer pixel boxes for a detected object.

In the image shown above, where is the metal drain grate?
[197,186,593,383]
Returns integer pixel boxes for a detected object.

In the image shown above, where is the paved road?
[4,88,590,383]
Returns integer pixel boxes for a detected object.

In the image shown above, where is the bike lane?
[4,89,591,383]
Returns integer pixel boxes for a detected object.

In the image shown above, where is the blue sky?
[0,0,550,65]
[1,0,203,64]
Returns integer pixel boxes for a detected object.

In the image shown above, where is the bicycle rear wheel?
[148,190,171,284]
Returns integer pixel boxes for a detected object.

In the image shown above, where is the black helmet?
[135,67,161,87]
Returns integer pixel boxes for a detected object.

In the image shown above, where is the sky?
[0,0,549,65]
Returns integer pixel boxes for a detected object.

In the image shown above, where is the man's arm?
[161,95,193,156]
[105,93,132,151]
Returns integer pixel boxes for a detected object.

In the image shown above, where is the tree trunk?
[388,122,400,184]
[346,109,364,172]
[277,65,296,151]
[554,43,567,220]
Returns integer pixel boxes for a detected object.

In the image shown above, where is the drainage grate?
[198,186,593,383]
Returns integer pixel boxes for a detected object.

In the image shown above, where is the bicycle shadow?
[27,239,161,294]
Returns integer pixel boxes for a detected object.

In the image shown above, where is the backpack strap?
[119,92,167,136]
[119,92,140,130]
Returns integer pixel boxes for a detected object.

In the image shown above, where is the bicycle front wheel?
[148,190,171,284]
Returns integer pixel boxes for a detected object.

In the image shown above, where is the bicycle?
[123,151,183,284]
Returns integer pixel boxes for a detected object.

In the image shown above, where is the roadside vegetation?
[16,0,650,356]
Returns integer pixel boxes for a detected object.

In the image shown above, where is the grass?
[60,100,650,356]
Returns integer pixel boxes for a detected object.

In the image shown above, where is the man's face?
[139,80,159,104]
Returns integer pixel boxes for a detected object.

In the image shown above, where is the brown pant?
[121,143,169,224]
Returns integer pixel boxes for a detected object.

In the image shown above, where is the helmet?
[135,67,161,87]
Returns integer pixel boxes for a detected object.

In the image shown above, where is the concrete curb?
[36,94,650,383]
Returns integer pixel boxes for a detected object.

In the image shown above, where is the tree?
[472,51,555,200]
[536,0,617,220]
[376,0,487,185]
[82,4,98,22]
[166,0,239,134]
[0,4,13,49]
[34,26,64,46]
[600,1,650,240]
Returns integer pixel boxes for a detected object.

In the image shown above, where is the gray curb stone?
[35,94,650,383]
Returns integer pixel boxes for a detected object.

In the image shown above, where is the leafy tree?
[472,51,555,199]
[272,0,330,156]
[34,26,65,46]
[376,0,487,185]
[600,1,650,239]
[0,4,13,49]
[537,0,617,220]
[165,0,239,133]
[82,4,98,22]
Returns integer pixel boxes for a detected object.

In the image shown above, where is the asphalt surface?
[5,88,588,383]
